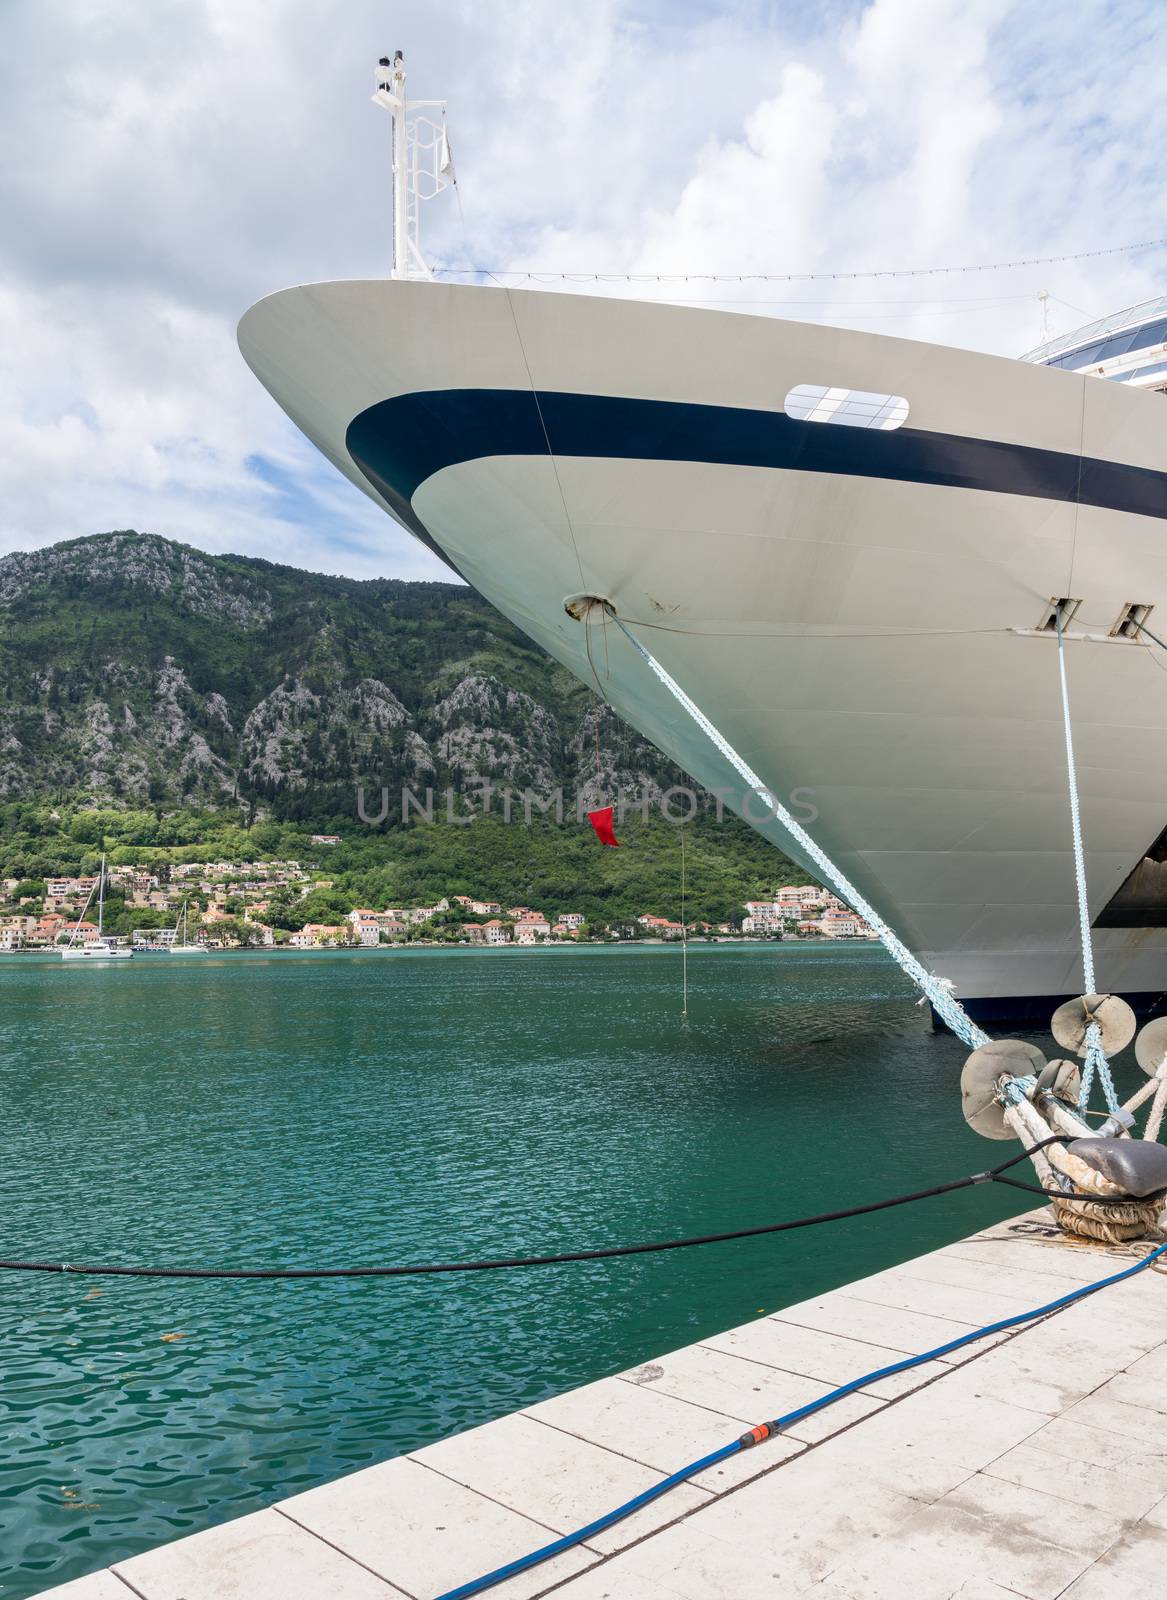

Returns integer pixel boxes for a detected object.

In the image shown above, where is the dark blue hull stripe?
[345,389,1167,546]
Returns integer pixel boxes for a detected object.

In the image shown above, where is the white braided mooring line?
[612,616,989,1050]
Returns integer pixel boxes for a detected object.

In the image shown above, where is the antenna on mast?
[372,51,455,281]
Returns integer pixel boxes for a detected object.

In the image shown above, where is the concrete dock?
[42,1209,1167,1600]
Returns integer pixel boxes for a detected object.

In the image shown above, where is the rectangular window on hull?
[784,384,909,431]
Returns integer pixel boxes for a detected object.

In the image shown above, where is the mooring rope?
[1053,606,1119,1116]
[609,616,989,1049]
[1054,606,1097,993]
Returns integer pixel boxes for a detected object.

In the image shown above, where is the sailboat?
[60,855,133,961]
[168,899,206,955]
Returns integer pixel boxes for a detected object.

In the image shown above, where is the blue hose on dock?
[435,1237,1167,1599]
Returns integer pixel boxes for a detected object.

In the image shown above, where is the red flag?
[586,805,620,847]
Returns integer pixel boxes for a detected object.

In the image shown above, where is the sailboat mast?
[66,877,98,947]
[98,854,105,936]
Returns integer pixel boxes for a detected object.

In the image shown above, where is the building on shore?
[743,889,874,939]
[347,910,383,947]
[289,923,347,948]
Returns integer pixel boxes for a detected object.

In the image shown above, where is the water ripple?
[1,944,1121,1596]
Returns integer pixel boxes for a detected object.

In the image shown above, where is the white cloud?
[631,63,840,276]
[500,0,1166,358]
[0,278,441,578]
[0,0,1164,577]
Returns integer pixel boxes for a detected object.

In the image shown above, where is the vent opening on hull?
[1110,602,1155,640]
[784,384,909,431]
[1037,597,1082,632]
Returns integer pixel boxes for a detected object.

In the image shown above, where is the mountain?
[0,531,694,818]
[0,532,814,921]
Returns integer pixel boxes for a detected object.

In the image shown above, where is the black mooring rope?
[0,1137,1138,1283]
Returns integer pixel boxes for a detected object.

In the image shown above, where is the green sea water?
[0,943,1076,1595]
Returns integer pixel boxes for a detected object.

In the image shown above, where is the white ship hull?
[238,282,1167,1019]
[60,945,133,961]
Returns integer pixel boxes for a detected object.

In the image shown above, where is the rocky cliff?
[0,531,688,819]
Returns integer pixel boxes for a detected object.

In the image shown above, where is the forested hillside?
[0,532,808,921]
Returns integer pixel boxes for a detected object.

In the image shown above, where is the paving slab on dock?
[40,1210,1167,1600]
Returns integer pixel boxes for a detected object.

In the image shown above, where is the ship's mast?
[372,51,455,281]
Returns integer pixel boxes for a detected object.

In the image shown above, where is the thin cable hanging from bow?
[608,616,988,1049]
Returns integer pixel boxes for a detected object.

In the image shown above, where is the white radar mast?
[372,51,455,280]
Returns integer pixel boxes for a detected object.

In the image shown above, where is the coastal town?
[0,860,874,952]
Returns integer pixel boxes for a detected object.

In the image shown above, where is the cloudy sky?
[1,0,1164,580]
